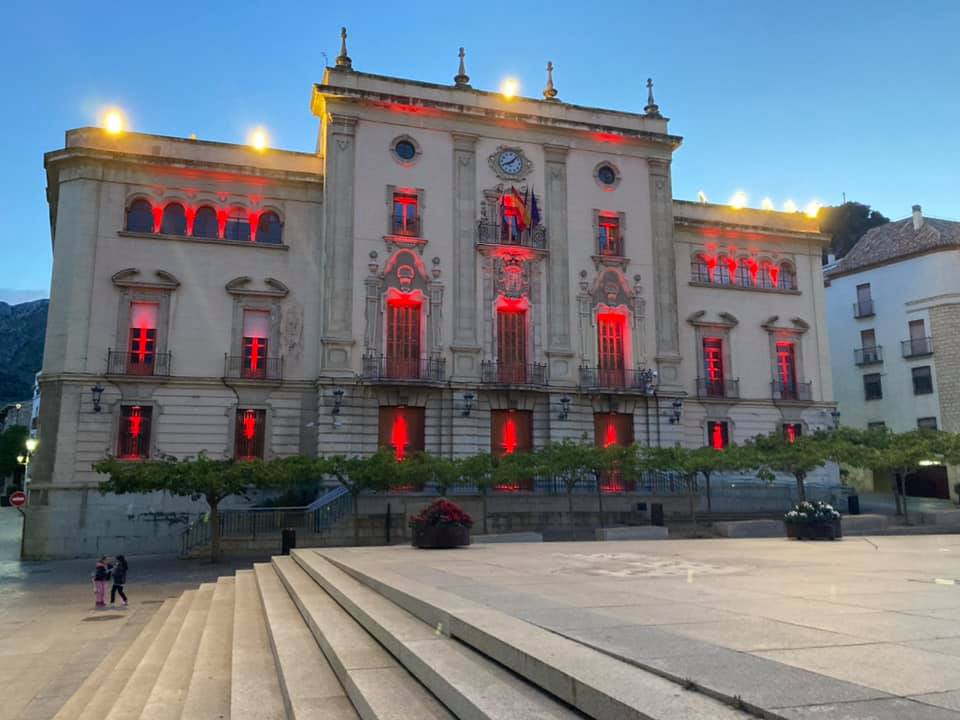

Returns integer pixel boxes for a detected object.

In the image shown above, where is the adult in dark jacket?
[110,555,129,607]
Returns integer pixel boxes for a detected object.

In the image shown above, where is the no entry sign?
[9,491,26,508]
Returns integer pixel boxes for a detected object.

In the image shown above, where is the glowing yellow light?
[761,197,775,211]
[783,199,798,213]
[697,190,708,203]
[102,109,125,135]
[500,78,520,99]
[248,127,269,151]
[804,200,822,218]
[729,191,748,209]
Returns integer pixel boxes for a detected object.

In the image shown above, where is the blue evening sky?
[3,0,958,302]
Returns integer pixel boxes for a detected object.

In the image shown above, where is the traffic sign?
[9,491,26,508]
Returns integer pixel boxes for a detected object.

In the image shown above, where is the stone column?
[450,133,480,379]
[647,158,682,390]
[321,114,358,373]
[544,144,575,384]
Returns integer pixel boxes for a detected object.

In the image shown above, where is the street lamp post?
[17,437,38,499]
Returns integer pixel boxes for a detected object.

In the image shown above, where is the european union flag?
[530,188,541,226]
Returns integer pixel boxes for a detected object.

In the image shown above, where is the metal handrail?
[476,220,547,249]
[695,378,740,399]
[107,349,172,377]
[901,337,934,358]
[224,355,283,380]
[854,346,883,365]
[361,354,446,383]
[480,361,548,386]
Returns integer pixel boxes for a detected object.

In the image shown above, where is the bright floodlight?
[249,127,269,151]
[103,109,125,135]
[761,197,775,211]
[25,438,38,453]
[783,199,798,213]
[500,78,519,99]
[729,191,748,209]
[804,200,822,218]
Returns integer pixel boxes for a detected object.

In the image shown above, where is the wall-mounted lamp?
[90,383,104,413]
[558,395,571,421]
[830,408,841,429]
[669,398,684,424]
[462,392,475,417]
[331,387,345,415]
[637,368,658,396]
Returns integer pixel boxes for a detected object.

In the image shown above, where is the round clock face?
[498,150,524,175]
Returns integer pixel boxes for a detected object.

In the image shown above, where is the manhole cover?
[82,614,125,622]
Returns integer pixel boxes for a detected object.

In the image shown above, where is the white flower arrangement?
[783,500,840,524]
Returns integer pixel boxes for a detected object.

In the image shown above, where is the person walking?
[110,555,129,608]
[92,556,110,609]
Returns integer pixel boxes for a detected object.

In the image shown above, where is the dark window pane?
[394,140,416,160]
[256,211,283,244]
[126,199,154,233]
[193,206,219,238]
[160,203,187,235]
[224,211,250,241]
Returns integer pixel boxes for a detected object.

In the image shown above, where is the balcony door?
[387,300,421,379]
[242,310,270,379]
[128,302,158,375]
[497,309,527,383]
[776,341,797,396]
[597,314,626,388]
[702,337,725,396]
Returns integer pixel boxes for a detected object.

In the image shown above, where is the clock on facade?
[489,146,532,180]
[498,150,524,175]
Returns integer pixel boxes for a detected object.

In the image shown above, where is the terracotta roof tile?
[828,215,960,276]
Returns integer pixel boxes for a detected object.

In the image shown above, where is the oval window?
[394,139,416,161]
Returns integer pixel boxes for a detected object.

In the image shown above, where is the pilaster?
[544,144,575,383]
[647,158,682,390]
[451,132,480,379]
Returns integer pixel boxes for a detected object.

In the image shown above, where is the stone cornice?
[674,216,831,246]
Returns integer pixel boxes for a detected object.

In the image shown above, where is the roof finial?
[644,78,661,117]
[454,47,470,88]
[543,61,559,102]
[336,27,352,70]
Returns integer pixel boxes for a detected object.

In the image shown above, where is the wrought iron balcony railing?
[853,299,875,318]
[902,337,934,358]
[772,380,813,402]
[476,220,547,249]
[695,377,740,399]
[107,349,172,377]
[361,354,446,383]
[854,346,883,365]
[579,366,657,393]
[224,355,283,381]
[480,361,548,386]
[390,216,420,237]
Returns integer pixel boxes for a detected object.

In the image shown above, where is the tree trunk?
[596,473,605,529]
[900,470,911,525]
[795,473,807,502]
[567,484,574,519]
[482,490,489,535]
[705,472,713,514]
[208,497,221,563]
[893,471,903,515]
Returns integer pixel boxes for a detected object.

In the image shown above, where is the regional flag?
[509,186,531,230]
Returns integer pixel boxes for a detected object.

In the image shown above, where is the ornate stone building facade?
[29,46,834,556]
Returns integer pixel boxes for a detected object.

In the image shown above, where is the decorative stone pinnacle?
[336,27,352,70]
[644,77,661,117]
[454,47,471,88]
[543,61,559,101]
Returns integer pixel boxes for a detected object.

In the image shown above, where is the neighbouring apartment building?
[29,37,836,557]
[825,205,960,501]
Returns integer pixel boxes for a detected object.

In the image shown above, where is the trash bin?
[281,528,297,555]
[650,503,664,527]
[847,494,860,516]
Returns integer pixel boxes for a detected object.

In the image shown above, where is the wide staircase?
[54,549,752,720]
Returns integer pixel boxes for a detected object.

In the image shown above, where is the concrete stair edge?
[104,590,197,720]
[288,551,581,720]
[230,569,287,720]
[181,577,236,720]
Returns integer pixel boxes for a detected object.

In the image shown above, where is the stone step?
[105,590,197,720]
[287,551,580,720]
[272,555,454,720]
[254,562,358,719]
[57,599,176,720]
[181,577,235,720]
[314,549,752,720]
[231,569,287,720]
[140,582,216,720]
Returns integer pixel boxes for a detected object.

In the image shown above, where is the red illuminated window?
[127,302,158,376]
[386,299,421,379]
[497,309,527,383]
[707,421,729,450]
[597,314,626,388]
[242,310,270,379]
[594,413,635,493]
[702,337,725,396]
[715,255,732,284]
[378,406,425,461]
[235,408,266,460]
[691,254,712,283]
[126,199,154,233]
[224,210,251,241]
[256,211,283,244]
[783,423,802,443]
[160,203,187,236]
[491,410,533,458]
[776,341,797,396]
[193,206,219,238]
[597,216,622,256]
[118,405,152,459]
[760,261,779,288]
[392,193,419,236]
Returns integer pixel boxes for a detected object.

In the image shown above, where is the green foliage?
[743,431,841,501]
[0,425,30,480]
[819,201,890,260]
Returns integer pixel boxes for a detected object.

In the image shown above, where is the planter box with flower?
[410,499,474,549]
[784,501,842,540]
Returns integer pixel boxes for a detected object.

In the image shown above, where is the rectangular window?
[594,412,635,493]
[597,215,622,256]
[783,423,802,443]
[597,314,626,388]
[775,341,798,397]
[856,283,872,304]
[918,417,938,430]
[386,300,421,379]
[855,283,874,317]
[707,420,729,450]
[912,366,934,395]
[909,319,926,340]
[864,373,883,400]
[235,409,266,460]
[127,302,158,375]
[242,310,270,379]
[378,406,425,461]
[497,309,527,383]
[702,337,725,396]
[118,405,152,459]
[860,329,876,348]
[867,421,887,431]
[391,192,419,236]
[906,318,931,356]
[491,410,533,458]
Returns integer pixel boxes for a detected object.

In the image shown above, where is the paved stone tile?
[756,642,960,696]
[591,602,747,626]
[912,691,960,712]
[562,623,727,660]
[792,610,960,642]
[664,617,868,651]
[819,589,960,612]
[776,697,960,719]
[514,606,634,631]
[904,638,960,658]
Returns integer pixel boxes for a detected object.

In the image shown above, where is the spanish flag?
[509,186,531,230]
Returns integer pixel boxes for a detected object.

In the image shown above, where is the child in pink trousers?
[92,556,110,608]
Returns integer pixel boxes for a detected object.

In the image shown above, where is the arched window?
[160,203,187,236]
[714,255,732,285]
[125,199,154,233]
[691,254,711,283]
[780,262,797,290]
[735,257,752,286]
[193,206,218,239]
[224,210,250,241]
[256,211,282,244]
[758,260,775,288]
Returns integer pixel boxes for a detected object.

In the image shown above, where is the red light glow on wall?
[151,206,163,233]
[767,263,780,287]
[590,131,627,145]
[216,209,228,238]
[391,411,409,461]
[242,410,257,440]
[184,206,196,236]
[786,424,797,443]
[603,421,618,448]
[129,406,143,439]
[711,423,724,450]
[746,257,759,285]
[725,255,739,282]
[502,416,518,455]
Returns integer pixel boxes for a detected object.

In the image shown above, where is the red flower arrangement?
[409,498,474,530]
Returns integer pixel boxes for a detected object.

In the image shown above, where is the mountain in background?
[0,299,48,405]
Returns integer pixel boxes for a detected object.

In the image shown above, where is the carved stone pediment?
[686,310,739,328]
[111,268,181,290]
[225,276,290,298]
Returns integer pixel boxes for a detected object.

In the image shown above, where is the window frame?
[125,198,155,233]
[117,405,152,460]
[912,366,934,395]
[917,417,939,430]
[160,202,188,236]
[255,211,283,244]
[863,372,883,401]
[706,420,730,450]
[378,406,426,461]
[192,205,219,239]
[234,408,267,460]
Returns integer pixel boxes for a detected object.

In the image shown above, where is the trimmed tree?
[457,453,495,534]
[326,450,395,545]
[745,431,837,502]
